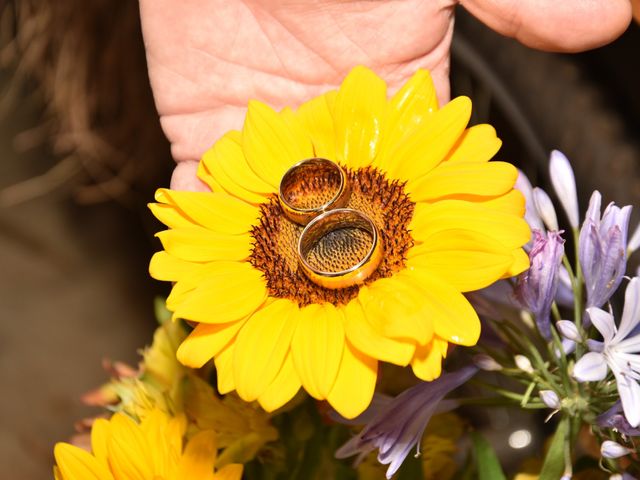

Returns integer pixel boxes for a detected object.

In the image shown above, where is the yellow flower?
[149,66,529,419]
[182,375,279,467]
[54,409,242,480]
[87,311,277,465]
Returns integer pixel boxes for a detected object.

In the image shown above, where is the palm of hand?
[140,0,631,189]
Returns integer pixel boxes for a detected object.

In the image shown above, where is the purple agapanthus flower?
[596,401,640,436]
[335,366,477,479]
[579,191,631,309]
[515,230,565,339]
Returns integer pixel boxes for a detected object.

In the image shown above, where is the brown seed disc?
[250,167,415,306]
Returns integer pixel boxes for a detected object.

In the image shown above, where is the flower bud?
[515,230,565,339]
[556,320,581,342]
[601,440,633,459]
[473,354,502,372]
[539,390,561,409]
[515,170,545,234]
[549,150,579,228]
[533,188,559,232]
[515,355,534,374]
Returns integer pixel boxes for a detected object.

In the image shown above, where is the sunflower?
[149,66,529,419]
[54,409,242,480]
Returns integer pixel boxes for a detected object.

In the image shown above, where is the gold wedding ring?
[279,158,350,225]
[298,208,383,290]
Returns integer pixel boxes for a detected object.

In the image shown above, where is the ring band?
[279,158,350,225]
[298,208,383,290]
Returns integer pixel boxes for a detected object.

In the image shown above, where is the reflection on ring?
[278,158,350,225]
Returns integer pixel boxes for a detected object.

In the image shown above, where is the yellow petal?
[342,299,415,366]
[174,262,267,324]
[149,251,200,282]
[327,340,377,419]
[155,189,259,235]
[333,66,386,169]
[107,413,154,480]
[196,156,218,192]
[411,337,448,381]
[215,341,236,395]
[279,106,315,154]
[166,280,197,312]
[54,443,114,480]
[201,132,273,202]
[149,202,195,230]
[233,299,298,401]
[243,100,313,187]
[384,96,471,181]
[399,270,480,346]
[375,69,438,169]
[177,320,246,368]
[443,124,501,164]
[202,133,271,204]
[296,91,337,159]
[359,279,433,345]
[407,161,517,202]
[478,189,526,216]
[213,464,244,480]
[410,200,530,250]
[291,303,345,399]
[175,430,217,480]
[165,261,243,313]
[156,227,252,263]
[90,419,110,468]
[257,353,301,412]
[138,410,176,477]
[504,247,530,278]
[408,230,514,292]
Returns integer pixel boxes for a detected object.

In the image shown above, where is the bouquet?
[52,66,640,480]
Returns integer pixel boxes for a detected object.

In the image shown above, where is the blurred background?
[0,2,638,478]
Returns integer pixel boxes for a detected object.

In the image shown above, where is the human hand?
[139,0,631,191]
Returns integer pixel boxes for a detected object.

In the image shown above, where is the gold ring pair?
[278,158,383,290]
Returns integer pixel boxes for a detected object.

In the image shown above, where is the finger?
[170,160,211,191]
[460,0,632,52]
[160,105,247,163]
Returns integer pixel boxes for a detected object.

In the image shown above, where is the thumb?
[460,0,632,52]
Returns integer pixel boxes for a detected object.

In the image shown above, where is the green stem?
[571,227,585,358]
[520,381,536,407]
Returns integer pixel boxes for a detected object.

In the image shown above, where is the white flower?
[549,150,579,228]
[573,278,640,427]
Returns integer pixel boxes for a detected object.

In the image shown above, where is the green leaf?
[539,418,569,480]
[154,296,171,324]
[471,432,507,480]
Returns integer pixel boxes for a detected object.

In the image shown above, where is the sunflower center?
[250,167,415,306]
